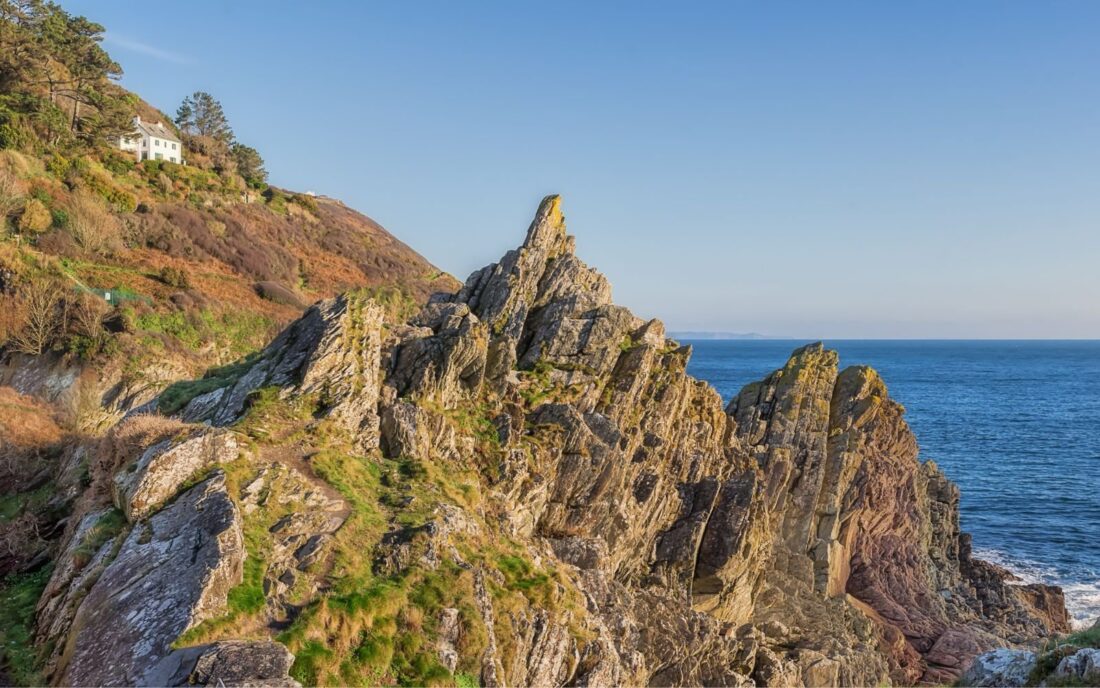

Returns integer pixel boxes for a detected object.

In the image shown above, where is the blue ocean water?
[683,339,1100,627]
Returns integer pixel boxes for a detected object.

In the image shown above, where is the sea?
[683,339,1100,628]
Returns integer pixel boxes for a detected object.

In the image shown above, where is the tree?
[231,142,266,186]
[175,91,233,142]
[9,277,63,355]
[66,191,120,255]
[0,1,133,148]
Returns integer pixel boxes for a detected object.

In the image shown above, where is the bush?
[158,265,191,289]
[100,150,135,176]
[66,192,121,255]
[45,154,70,179]
[50,207,69,228]
[65,292,112,361]
[15,198,50,233]
[0,168,21,225]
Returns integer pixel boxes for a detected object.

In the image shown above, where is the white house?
[118,116,182,163]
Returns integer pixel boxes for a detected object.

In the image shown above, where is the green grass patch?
[0,566,52,686]
[134,307,274,358]
[73,509,126,568]
[157,353,260,415]
[0,483,52,522]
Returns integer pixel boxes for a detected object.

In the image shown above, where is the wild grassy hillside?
[0,1,457,413]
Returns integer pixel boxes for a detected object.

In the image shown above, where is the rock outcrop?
[112,427,239,521]
[59,473,245,686]
[182,292,384,448]
[372,195,1068,684]
[19,194,1070,687]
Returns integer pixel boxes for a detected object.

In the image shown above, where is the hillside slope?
[7,196,1070,687]
[0,1,457,430]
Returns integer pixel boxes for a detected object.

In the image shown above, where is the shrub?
[66,192,121,255]
[7,278,64,355]
[65,292,112,361]
[100,150,135,176]
[45,154,70,179]
[262,187,288,215]
[158,265,191,289]
[0,169,21,226]
[15,197,50,233]
[50,207,69,228]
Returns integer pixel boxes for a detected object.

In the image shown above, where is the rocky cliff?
[4,196,1069,686]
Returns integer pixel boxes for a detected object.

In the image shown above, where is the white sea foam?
[975,547,1100,629]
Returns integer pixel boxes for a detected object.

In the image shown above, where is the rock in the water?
[59,473,245,686]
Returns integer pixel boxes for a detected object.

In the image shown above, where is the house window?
[169,157,177,163]
[155,153,163,160]
[172,143,177,149]
[155,139,160,146]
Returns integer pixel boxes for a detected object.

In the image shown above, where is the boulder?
[1052,647,1100,685]
[143,640,300,687]
[112,426,239,521]
[958,648,1037,687]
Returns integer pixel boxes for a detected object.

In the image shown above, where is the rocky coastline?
[4,196,1072,686]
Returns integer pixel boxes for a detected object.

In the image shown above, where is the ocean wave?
[975,547,1100,629]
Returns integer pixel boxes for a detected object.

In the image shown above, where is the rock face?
[372,195,1068,684]
[729,353,1070,683]
[25,194,1069,687]
[184,292,384,449]
[112,427,240,521]
[59,473,245,686]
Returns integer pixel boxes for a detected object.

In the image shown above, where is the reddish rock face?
[731,349,1070,684]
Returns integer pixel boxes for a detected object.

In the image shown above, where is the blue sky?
[68,1,1100,338]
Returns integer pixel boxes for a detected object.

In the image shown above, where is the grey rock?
[958,648,1037,687]
[112,427,239,521]
[1052,647,1100,684]
[180,293,385,450]
[145,640,300,687]
[59,473,245,686]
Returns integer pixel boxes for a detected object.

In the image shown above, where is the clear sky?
[66,1,1100,338]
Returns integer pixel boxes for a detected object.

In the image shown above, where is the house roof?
[134,117,181,143]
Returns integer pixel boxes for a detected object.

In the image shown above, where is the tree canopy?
[0,0,134,151]
[231,142,267,187]
[175,92,233,142]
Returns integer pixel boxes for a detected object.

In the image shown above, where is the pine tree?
[175,91,233,142]
[231,142,267,186]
